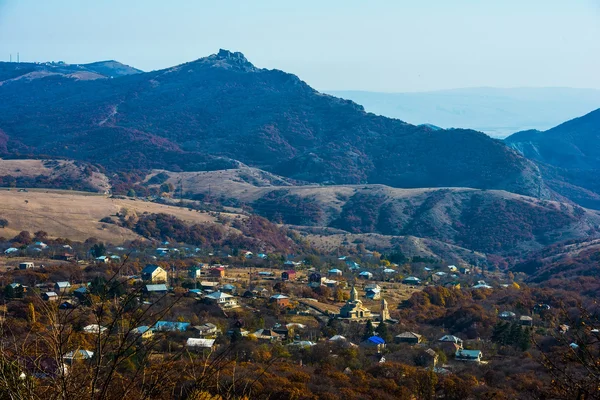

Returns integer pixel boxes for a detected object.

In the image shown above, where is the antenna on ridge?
[9,54,12,62]
[17,53,19,63]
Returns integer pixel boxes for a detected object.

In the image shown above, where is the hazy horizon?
[1,0,599,92]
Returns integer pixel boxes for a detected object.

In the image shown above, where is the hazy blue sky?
[0,0,599,91]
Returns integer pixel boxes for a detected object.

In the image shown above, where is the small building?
[520,316,533,326]
[186,338,216,351]
[438,335,463,345]
[221,284,236,294]
[55,253,75,262]
[402,276,421,285]
[19,262,35,270]
[270,294,290,307]
[82,324,107,334]
[42,292,58,301]
[63,349,94,364]
[473,280,493,289]
[153,321,190,332]
[141,265,167,283]
[447,265,458,272]
[281,270,297,281]
[144,284,168,294]
[192,323,220,337]
[188,266,202,279]
[210,267,225,278]
[459,267,471,275]
[455,349,483,363]
[499,311,516,320]
[132,326,153,340]
[200,281,219,291]
[361,336,386,352]
[54,282,71,292]
[365,284,381,300]
[204,291,238,308]
[359,271,373,280]
[395,332,423,344]
[328,269,342,277]
[252,329,283,341]
[95,256,109,264]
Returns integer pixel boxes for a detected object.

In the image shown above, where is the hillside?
[142,169,600,255]
[0,60,142,84]
[330,88,600,138]
[0,158,110,193]
[0,189,235,243]
[505,109,600,209]
[0,50,546,198]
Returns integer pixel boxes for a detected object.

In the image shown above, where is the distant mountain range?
[0,49,545,198]
[0,60,142,83]
[329,88,600,138]
[506,109,600,209]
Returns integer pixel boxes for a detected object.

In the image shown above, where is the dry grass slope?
[0,189,234,243]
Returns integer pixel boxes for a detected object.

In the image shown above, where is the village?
[0,234,564,383]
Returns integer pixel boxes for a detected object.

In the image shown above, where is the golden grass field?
[0,189,233,243]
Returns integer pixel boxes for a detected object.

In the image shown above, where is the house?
[252,329,283,341]
[221,284,236,294]
[534,304,551,313]
[141,264,167,283]
[438,335,463,345]
[270,294,290,307]
[323,279,339,288]
[473,280,493,289]
[186,338,216,350]
[361,336,386,352]
[63,349,94,364]
[345,260,360,270]
[423,348,439,367]
[54,253,75,262]
[204,291,238,308]
[191,323,220,337]
[455,349,483,363]
[153,321,190,332]
[281,270,297,281]
[365,284,381,300]
[73,287,88,299]
[359,271,373,280]
[59,300,76,309]
[402,277,421,285]
[19,262,35,270]
[520,316,533,326]
[4,247,19,255]
[188,266,202,279]
[383,268,396,275]
[210,267,225,278]
[328,268,342,277]
[95,256,109,263]
[447,265,458,272]
[186,288,203,297]
[42,292,58,301]
[499,311,516,320]
[200,281,219,291]
[132,326,153,340]
[54,282,71,292]
[395,332,423,344]
[144,284,168,294]
[82,324,107,334]
[459,267,471,274]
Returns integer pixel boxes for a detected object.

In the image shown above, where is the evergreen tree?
[3,284,15,299]
[491,322,509,345]
[519,327,532,351]
[508,322,523,347]
[363,320,375,341]
[375,321,390,342]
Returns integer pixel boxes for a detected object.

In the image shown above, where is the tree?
[362,320,375,341]
[90,243,107,258]
[375,321,390,342]
[3,284,15,299]
[127,189,136,198]
[0,218,8,228]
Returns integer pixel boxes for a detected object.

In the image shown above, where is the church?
[339,286,372,320]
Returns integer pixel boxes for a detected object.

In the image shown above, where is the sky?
[0,0,599,92]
